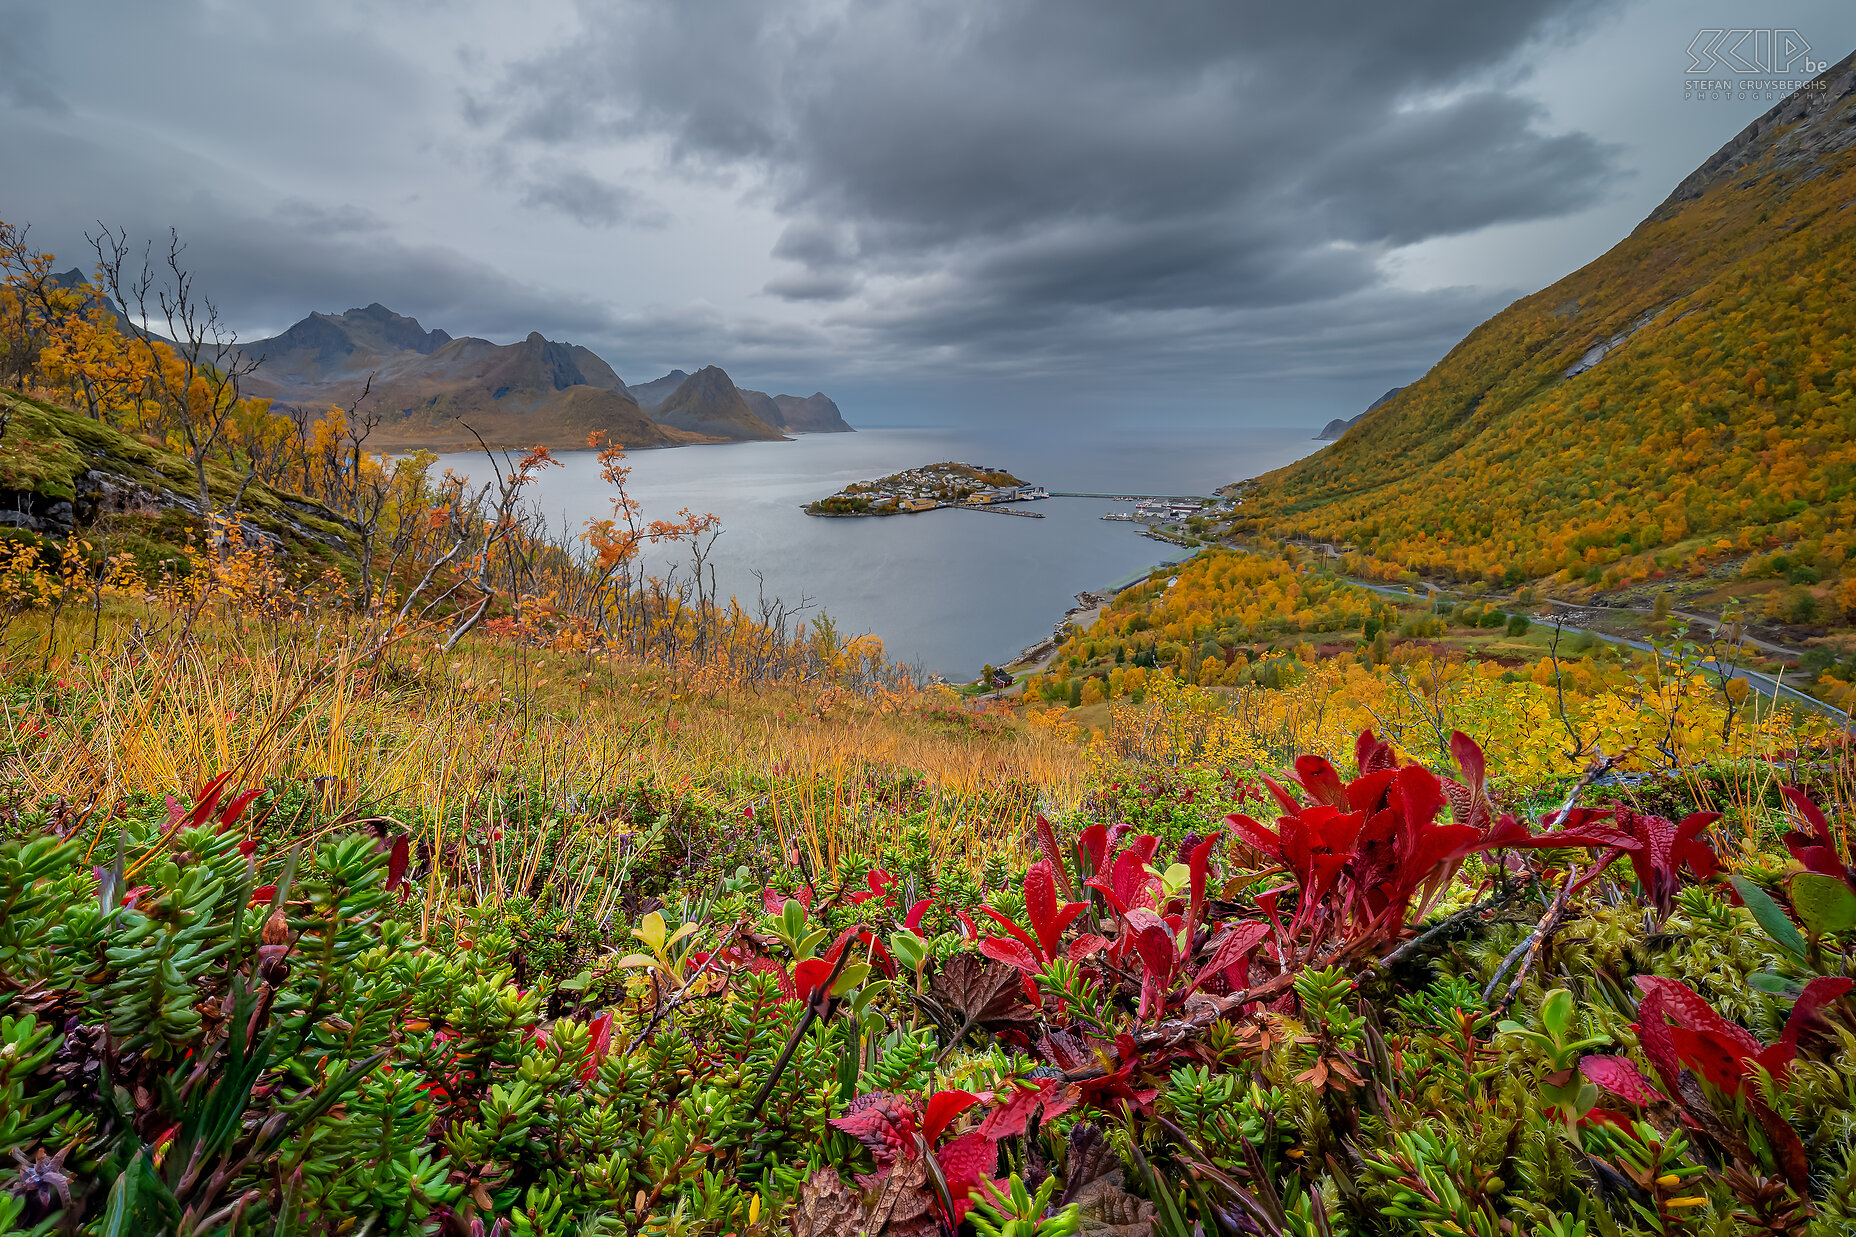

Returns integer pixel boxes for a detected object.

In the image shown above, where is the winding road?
[1336,577,1848,724]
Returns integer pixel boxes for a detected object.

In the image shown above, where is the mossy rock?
[0,387,358,573]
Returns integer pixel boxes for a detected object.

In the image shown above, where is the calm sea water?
[438,424,1321,678]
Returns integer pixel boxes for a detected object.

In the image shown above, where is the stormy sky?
[4,0,1854,428]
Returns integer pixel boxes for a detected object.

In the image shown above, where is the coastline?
[999,543,1204,678]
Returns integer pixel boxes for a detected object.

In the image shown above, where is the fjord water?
[441,424,1320,678]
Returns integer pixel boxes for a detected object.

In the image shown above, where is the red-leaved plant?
[1580,976,1852,1189]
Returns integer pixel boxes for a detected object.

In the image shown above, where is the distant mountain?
[1237,48,1856,611]
[50,287,851,449]
[239,308,672,450]
[629,370,692,410]
[650,366,785,442]
[1315,387,1403,441]
[771,392,853,433]
[738,387,785,429]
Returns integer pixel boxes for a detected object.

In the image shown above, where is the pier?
[1048,490,1214,502]
[953,503,1044,517]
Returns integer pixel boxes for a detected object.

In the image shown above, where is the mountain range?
[1239,48,1856,612]
[223,302,851,450]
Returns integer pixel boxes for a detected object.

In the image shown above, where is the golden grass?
[0,600,1087,905]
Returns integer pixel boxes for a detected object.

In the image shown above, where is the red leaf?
[1670,1026,1751,1093]
[1636,976,1762,1059]
[793,957,834,1001]
[1356,728,1400,774]
[921,1088,983,1143]
[581,1011,613,1082]
[1779,784,1831,843]
[1261,775,1303,816]
[1580,1054,1667,1105]
[1632,984,1682,1095]
[976,935,1042,975]
[977,1078,1067,1140]
[184,772,234,831]
[1187,920,1270,994]
[831,1091,917,1168]
[386,835,410,892]
[904,898,935,933]
[1450,731,1485,789]
[1774,975,1853,1063]
[215,787,264,833]
[935,1128,998,1193]
[980,906,1044,962]
[1291,755,1349,809]
[1183,831,1222,941]
[1076,823,1109,879]
[1034,814,1075,900]
[1024,860,1087,959]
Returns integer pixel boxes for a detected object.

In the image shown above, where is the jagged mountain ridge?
[770,392,852,433]
[1234,48,1856,598]
[233,307,848,450]
[650,366,785,441]
[628,370,691,410]
[635,370,852,434]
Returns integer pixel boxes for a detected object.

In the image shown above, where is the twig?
[1362,883,1527,976]
[1474,756,1616,1008]
[743,938,857,1119]
[624,924,741,1055]
[1481,866,1580,1011]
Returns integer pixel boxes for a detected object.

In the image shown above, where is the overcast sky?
[4,0,1854,428]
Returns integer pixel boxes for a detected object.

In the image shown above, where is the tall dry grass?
[1,598,1086,912]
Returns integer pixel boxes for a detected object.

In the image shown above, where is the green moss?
[0,387,357,568]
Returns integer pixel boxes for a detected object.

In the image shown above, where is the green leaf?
[1788,872,1856,938]
[780,899,808,940]
[1748,971,1806,999]
[830,963,871,997]
[557,969,592,991]
[1731,875,1807,961]
[1541,988,1574,1038]
[889,930,927,973]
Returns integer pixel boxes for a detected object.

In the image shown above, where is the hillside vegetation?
[6,69,1856,1237]
[1235,56,1856,637]
[1,387,356,573]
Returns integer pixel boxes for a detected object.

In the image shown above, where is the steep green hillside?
[0,386,356,573]
[1235,53,1856,630]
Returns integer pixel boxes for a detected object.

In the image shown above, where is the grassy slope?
[1234,65,1856,619]
[0,386,357,569]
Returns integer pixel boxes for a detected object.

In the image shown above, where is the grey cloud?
[0,112,613,344]
[0,2,68,113]
[517,161,665,228]
[764,271,858,301]
[480,0,1619,361]
[771,219,857,269]
[4,0,1708,421]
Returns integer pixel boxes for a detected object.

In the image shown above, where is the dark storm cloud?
[1,0,1643,406]
[475,0,1619,376]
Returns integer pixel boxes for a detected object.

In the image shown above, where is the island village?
[803,460,1050,516]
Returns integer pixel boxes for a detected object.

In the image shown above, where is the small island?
[804,461,1049,516]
